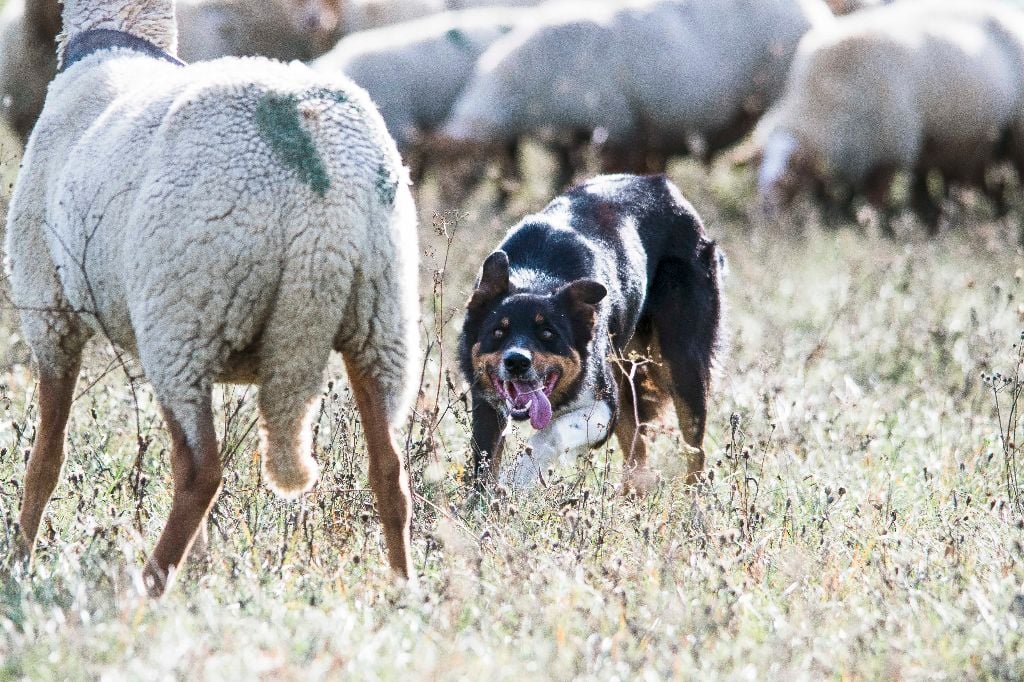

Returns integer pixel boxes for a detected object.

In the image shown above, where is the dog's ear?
[559,279,606,307]
[556,279,606,345]
[467,250,510,313]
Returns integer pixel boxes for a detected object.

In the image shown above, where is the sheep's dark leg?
[343,355,414,581]
[495,139,520,210]
[599,141,646,176]
[17,361,82,561]
[864,166,897,238]
[144,396,222,597]
[552,141,576,191]
[405,143,427,189]
[645,149,668,175]
[910,170,941,235]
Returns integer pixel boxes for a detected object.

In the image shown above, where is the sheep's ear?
[467,251,510,312]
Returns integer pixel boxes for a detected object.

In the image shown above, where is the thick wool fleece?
[6,0,419,498]
[443,0,831,155]
[312,7,526,149]
[757,0,1024,192]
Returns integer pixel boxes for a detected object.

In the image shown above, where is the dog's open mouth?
[491,371,559,429]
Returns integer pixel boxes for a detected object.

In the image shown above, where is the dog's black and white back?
[460,174,724,490]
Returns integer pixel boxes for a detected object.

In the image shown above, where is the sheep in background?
[825,0,888,15]
[441,0,832,183]
[176,0,344,62]
[9,0,419,594]
[312,7,525,151]
[757,0,1024,233]
[0,0,61,144]
[340,0,542,33]
[341,0,445,32]
[313,7,528,201]
[0,0,344,144]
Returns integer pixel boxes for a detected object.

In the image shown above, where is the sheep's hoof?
[8,533,34,573]
[142,559,171,598]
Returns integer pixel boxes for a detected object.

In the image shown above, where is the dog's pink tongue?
[528,389,552,430]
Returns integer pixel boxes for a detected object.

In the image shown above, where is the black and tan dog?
[460,174,725,491]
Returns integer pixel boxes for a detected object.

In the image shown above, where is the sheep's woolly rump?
[7,0,419,499]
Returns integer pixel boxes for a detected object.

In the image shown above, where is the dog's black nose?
[503,350,532,375]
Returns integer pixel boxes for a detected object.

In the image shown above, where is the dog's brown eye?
[539,329,554,341]
[493,328,505,339]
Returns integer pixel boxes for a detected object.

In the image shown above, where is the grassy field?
[0,130,1022,679]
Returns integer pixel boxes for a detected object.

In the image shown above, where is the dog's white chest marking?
[500,400,612,488]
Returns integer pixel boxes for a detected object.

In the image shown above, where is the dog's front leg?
[500,401,613,489]
[470,391,506,484]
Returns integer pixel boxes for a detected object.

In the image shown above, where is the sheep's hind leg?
[17,357,83,562]
[143,395,222,597]
[343,354,413,580]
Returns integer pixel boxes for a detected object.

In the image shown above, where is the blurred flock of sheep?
[3,0,1024,236]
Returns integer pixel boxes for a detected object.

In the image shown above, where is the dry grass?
[0,132,1022,679]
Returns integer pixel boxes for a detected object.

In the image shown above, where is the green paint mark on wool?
[375,165,397,206]
[445,28,471,50]
[254,87,354,197]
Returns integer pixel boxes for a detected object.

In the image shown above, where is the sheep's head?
[757,130,823,218]
[287,0,342,47]
[290,0,342,35]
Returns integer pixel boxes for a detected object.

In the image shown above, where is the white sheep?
[7,0,420,595]
[442,0,832,174]
[756,0,1024,230]
[311,7,527,151]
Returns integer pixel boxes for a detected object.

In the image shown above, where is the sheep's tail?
[256,297,330,497]
[259,398,321,499]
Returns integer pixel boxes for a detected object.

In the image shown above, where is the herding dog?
[460,174,724,491]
